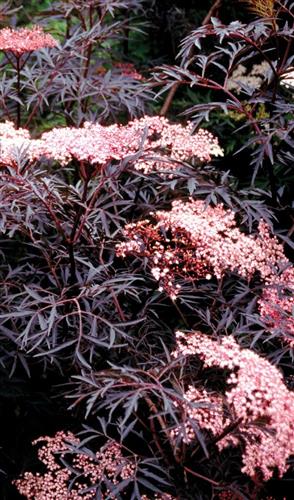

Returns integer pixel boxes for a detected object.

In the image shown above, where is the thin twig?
[109,287,126,322]
[184,465,220,486]
[202,0,222,26]
[16,55,21,129]
[171,297,190,328]
[68,171,90,285]
[209,417,242,447]
[160,82,180,116]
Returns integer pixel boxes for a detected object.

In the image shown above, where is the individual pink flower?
[0,26,57,56]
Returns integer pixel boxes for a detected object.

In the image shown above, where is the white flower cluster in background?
[227,61,272,93]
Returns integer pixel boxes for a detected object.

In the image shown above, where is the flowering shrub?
[0,1,293,500]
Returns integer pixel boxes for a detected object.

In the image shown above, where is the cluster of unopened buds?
[0,116,222,173]
[117,199,293,342]
[14,432,137,499]
[171,332,294,481]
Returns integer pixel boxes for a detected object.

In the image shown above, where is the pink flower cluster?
[170,385,229,445]
[117,199,294,343]
[0,121,140,168]
[171,331,294,481]
[117,199,288,297]
[0,121,31,166]
[35,121,141,166]
[130,116,223,175]
[0,117,222,172]
[114,62,143,80]
[259,266,294,345]
[14,432,136,499]
[0,26,57,56]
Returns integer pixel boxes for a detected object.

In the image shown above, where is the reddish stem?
[16,55,21,129]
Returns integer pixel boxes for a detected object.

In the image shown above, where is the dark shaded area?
[0,368,78,499]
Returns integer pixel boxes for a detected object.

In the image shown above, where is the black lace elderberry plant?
[0,2,293,500]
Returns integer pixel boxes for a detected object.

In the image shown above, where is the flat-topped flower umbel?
[0,26,57,56]
[0,117,222,171]
[117,199,288,297]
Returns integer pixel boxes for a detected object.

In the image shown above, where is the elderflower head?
[171,332,294,480]
[227,61,272,94]
[131,116,223,175]
[117,199,288,297]
[0,116,222,173]
[0,26,57,56]
[117,200,294,344]
[0,121,32,167]
[14,433,136,499]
